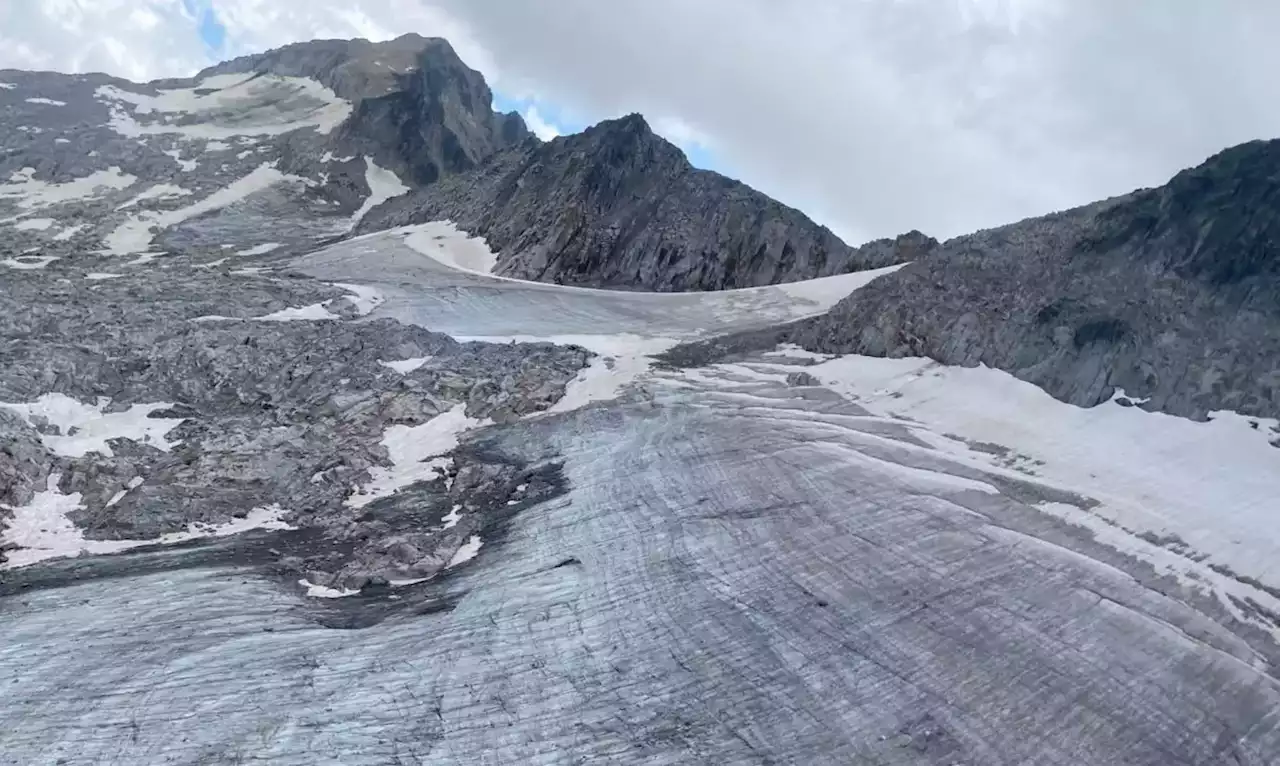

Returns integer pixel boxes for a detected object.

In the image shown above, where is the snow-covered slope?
[2,37,1279,766]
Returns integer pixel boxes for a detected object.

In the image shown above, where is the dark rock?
[787,140,1280,420]
[363,114,935,290]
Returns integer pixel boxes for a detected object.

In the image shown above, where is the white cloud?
[2,1,1279,244]
[522,105,560,141]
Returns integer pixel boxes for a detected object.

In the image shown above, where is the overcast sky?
[4,1,1280,244]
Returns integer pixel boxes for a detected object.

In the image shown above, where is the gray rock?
[786,139,1280,420]
[364,114,935,290]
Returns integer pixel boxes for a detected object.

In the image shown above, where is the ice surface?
[0,393,185,458]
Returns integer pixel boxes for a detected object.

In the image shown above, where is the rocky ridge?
[364,113,933,290]
[790,140,1280,421]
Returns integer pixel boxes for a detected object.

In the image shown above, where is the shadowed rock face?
[788,140,1280,420]
[364,113,935,290]
[200,33,530,185]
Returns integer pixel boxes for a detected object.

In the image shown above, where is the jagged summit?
[365,107,926,290]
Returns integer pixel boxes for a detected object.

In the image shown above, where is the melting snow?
[331,282,384,316]
[234,242,281,256]
[346,404,491,508]
[402,221,497,274]
[116,184,191,209]
[102,164,304,256]
[0,166,137,210]
[256,303,340,322]
[799,354,1280,592]
[457,333,678,414]
[95,73,352,139]
[164,149,198,171]
[447,535,483,568]
[349,157,409,229]
[13,218,56,231]
[52,223,88,241]
[0,393,185,458]
[2,256,58,270]
[1,481,294,570]
[379,357,432,374]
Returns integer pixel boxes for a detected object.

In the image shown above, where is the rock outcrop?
[198,33,530,185]
[365,114,933,290]
[789,139,1280,420]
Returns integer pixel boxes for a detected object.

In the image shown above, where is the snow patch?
[331,282,384,316]
[457,334,679,413]
[52,224,87,241]
[0,393,185,458]
[2,256,58,270]
[116,184,191,209]
[0,82,13,89]
[804,353,1280,591]
[234,242,281,256]
[346,404,491,508]
[13,218,56,231]
[1,485,295,570]
[441,504,463,530]
[0,166,136,210]
[402,221,496,275]
[85,272,123,281]
[102,164,303,256]
[447,535,483,569]
[379,357,432,374]
[256,303,341,322]
[349,157,409,229]
[164,149,198,171]
[95,74,352,139]
[24,97,66,106]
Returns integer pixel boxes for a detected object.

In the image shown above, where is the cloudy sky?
[4,0,1279,244]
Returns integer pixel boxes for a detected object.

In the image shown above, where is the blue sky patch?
[184,0,227,56]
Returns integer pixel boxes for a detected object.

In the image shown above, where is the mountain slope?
[785,139,1280,421]
[198,33,529,185]
[365,113,933,290]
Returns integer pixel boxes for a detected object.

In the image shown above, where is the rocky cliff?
[198,33,529,186]
[364,114,933,290]
[787,139,1280,420]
